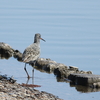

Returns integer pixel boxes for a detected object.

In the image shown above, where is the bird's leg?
[32,68,34,85]
[26,77,30,84]
[33,61,35,72]
[24,63,30,79]
[32,60,36,74]
[32,61,36,84]
[32,67,34,76]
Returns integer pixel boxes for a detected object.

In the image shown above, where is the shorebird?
[22,33,45,78]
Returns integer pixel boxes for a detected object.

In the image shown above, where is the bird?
[22,33,45,78]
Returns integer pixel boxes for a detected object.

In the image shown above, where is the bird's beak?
[40,38,46,42]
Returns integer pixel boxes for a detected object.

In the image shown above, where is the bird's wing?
[22,45,40,63]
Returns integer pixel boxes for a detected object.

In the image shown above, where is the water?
[0,0,100,100]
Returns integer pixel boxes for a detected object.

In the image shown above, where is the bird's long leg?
[32,61,36,84]
[24,63,30,79]
[32,60,37,84]
[32,68,34,85]
[26,77,30,84]
[32,65,34,77]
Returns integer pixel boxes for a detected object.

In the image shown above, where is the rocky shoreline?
[0,75,62,100]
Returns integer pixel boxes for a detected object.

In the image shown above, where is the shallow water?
[0,0,100,100]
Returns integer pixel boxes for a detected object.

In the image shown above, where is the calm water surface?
[0,0,100,100]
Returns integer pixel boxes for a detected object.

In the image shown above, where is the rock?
[69,66,79,71]
[45,63,68,73]
[0,42,14,53]
[68,73,100,86]
[92,82,100,88]
[0,42,14,58]
[0,42,22,61]
[0,75,16,83]
[36,58,56,67]
[54,65,68,78]
[0,92,17,100]
[13,50,22,61]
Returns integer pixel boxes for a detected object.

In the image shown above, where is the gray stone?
[68,73,100,86]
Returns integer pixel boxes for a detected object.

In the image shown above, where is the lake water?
[0,0,100,100]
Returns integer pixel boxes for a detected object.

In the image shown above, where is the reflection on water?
[75,85,100,93]
[70,83,100,93]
